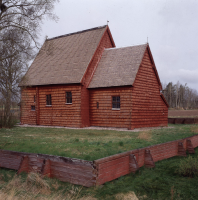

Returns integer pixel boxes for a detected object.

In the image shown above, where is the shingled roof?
[88,44,148,88]
[19,25,107,86]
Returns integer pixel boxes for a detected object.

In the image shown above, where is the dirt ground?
[168,110,198,118]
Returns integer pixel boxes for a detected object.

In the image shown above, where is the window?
[66,92,72,104]
[112,96,120,109]
[46,94,51,106]
[31,105,35,111]
[97,102,99,109]
[34,95,36,103]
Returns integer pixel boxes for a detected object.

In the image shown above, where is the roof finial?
[147,37,148,44]
[107,20,109,25]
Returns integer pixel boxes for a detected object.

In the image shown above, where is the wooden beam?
[36,86,40,125]
[144,149,155,168]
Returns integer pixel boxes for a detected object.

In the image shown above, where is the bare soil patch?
[137,131,152,141]
[168,110,198,118]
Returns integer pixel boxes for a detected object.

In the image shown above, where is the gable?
[132,46,163,97]
[19,26,107,87]
[146,45,162,90]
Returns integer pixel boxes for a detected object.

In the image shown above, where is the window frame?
[31,105,35,111]
[112,96,120,110]
[66,91,72,104]
[46,94,52,106]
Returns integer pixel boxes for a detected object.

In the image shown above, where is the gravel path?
[16,124,174,132]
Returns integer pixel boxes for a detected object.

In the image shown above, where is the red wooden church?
[19,25,168,129]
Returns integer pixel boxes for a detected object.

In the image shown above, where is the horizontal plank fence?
[1,134,198,187]
[0,150,96,187]
[168,118,198,124]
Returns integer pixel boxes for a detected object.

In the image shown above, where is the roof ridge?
[105,43,148,50]
[47,25,107,41]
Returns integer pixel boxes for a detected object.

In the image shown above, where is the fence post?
[18,156,29,174]
[144,149,155,168]
[178,142,186,156]
[129,154,139,173]
[186,140,195,154]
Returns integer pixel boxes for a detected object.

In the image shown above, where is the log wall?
[168,118,198,124]
[1,134,198,187]
[94,134,198,185]
[21,87,37,125]
[89,86,132,129]
[131,49,168,129]
[80,28,114,127]
[21,84,82,127]
[0,150,96,187]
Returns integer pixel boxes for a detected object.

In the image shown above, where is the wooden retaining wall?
[0,150,96,187]
[94,134,198,185]
[168,118,198,124]
[1,134,198,187]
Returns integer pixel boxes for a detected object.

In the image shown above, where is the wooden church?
[19,25,168,129]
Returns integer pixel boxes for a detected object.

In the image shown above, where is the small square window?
[31,105,35,111]
[66,92,72,104]
[112,96,120,109]
[46,94,51,105]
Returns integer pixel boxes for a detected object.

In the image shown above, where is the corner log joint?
[178,142,187,156]
[144,149,155,168]
[186,140,195,154]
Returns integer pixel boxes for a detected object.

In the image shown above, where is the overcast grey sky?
[40,0,198,90]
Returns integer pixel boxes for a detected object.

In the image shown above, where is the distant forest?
[162,82,198,109]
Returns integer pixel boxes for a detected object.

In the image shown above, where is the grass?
[0,124,198,199]
[0,124,198,161]
[1,149,198,199]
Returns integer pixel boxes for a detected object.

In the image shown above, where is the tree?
[162,82,198,110]
[0,29,32,126]
[0,0,59,127]
[0,0,59,61]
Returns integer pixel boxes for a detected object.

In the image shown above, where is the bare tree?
[0,0,59,127]
[0,0,59,61]
[0,29,33,126]
[162,82,198,109]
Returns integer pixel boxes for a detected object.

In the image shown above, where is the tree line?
[162,82,198,109]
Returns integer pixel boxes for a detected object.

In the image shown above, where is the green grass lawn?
[0,124,198,199]
[0,124,198,161]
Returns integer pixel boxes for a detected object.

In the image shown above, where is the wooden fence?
[0,150,96,187]
[168,118,198,124]
[0,134,198,187]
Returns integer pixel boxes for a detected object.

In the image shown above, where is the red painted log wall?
[80,28,114,127]
[89,86,132,129]
[21,84,82,127]
[131,49,168,129]
[21,87,37,125]
[95,134,198,185]
[1,134,198,187]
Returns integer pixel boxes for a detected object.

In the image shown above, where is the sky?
[40,0,198,90]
